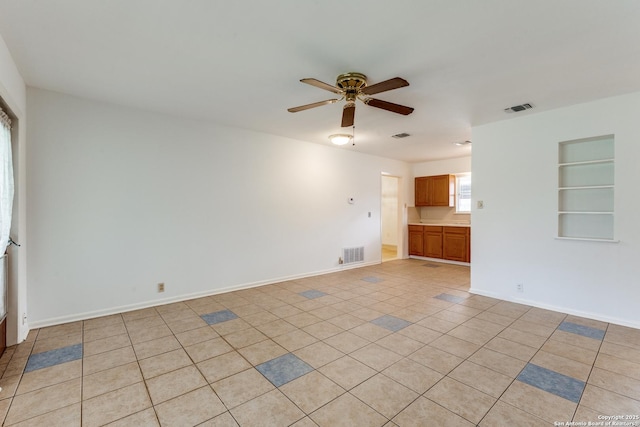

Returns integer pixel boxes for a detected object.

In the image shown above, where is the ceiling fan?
[287,72,414,127]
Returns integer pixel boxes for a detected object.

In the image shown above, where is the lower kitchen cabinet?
[443,227,469,262]
[408,225,470,262]
[408,225,424,256]
[424,226,443,258]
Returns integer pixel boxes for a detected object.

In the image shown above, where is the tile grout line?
[444,301,603,425]
[571,321,609,422]
[426,304,531,426]
[474,307,569,426]
[4,261,638,425]
[123,311,163,426]
[184,302,257,424]
[3,327,38,425]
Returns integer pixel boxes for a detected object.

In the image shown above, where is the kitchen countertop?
[409,222,471,227]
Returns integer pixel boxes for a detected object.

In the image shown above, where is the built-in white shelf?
[558,158,614,167]
[558,135,615,241]
[555,236,619,243]
[558,211,614,215]
[559,185,613,190]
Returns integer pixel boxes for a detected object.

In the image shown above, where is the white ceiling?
[1,1,639,163]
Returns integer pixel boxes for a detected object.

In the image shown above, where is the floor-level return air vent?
[340,246,364,264]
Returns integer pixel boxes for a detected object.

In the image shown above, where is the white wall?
[471,92,640,328]
[0,33,28,344]
[0,37,25,113]
[26,88,410,327]
[412,156,472,179]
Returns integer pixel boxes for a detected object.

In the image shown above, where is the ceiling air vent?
[504,103,533,113]
[392,132,411,139]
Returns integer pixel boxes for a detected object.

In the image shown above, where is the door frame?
[380,174,404,261]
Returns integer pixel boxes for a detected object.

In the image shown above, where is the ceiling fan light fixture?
[329,134,352,146]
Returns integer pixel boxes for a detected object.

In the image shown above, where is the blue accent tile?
[371,315,412,332]
[256,353,314,387]
[517,363,585,403]
[362,276,383,283]
[299,290,327,299]
[201,309,238,325]
[25,343,83,373]
[434,293,466,304]
[557,321,605,341]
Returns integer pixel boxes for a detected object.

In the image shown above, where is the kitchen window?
[455,173,471,213]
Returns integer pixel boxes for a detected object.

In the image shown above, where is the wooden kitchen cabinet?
[415,175,455,207]
[443,226,470,262]
[408,225,424,256]
[415,177,430,206]
[424,226,443,258]
[408,225,470,263]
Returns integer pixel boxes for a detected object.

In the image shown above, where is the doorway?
[381,175,400,262]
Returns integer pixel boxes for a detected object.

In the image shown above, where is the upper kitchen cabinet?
[415,175,455,207]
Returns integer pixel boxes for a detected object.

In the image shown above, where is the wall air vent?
[504,103,533,113]
[392,133,411,139]
[342,247,364,264]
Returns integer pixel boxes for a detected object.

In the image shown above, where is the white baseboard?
[27,260,380,330]
[470,287,640,330]
[409,255,470,267]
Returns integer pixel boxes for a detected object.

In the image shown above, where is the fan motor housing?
[336,72,367,90]
[337,72,367,103]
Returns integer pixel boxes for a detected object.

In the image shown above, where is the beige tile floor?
[0,259,639,426]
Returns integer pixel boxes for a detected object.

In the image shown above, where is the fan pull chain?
[352,126,355,146]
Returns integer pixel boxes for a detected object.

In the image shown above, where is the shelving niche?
[558,135,615,241]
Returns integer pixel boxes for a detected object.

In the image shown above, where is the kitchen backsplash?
[408,206,470,224]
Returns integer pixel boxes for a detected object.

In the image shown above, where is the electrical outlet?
[516,283,524,293]
[158,283,165,293]
[477,200,484,209]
